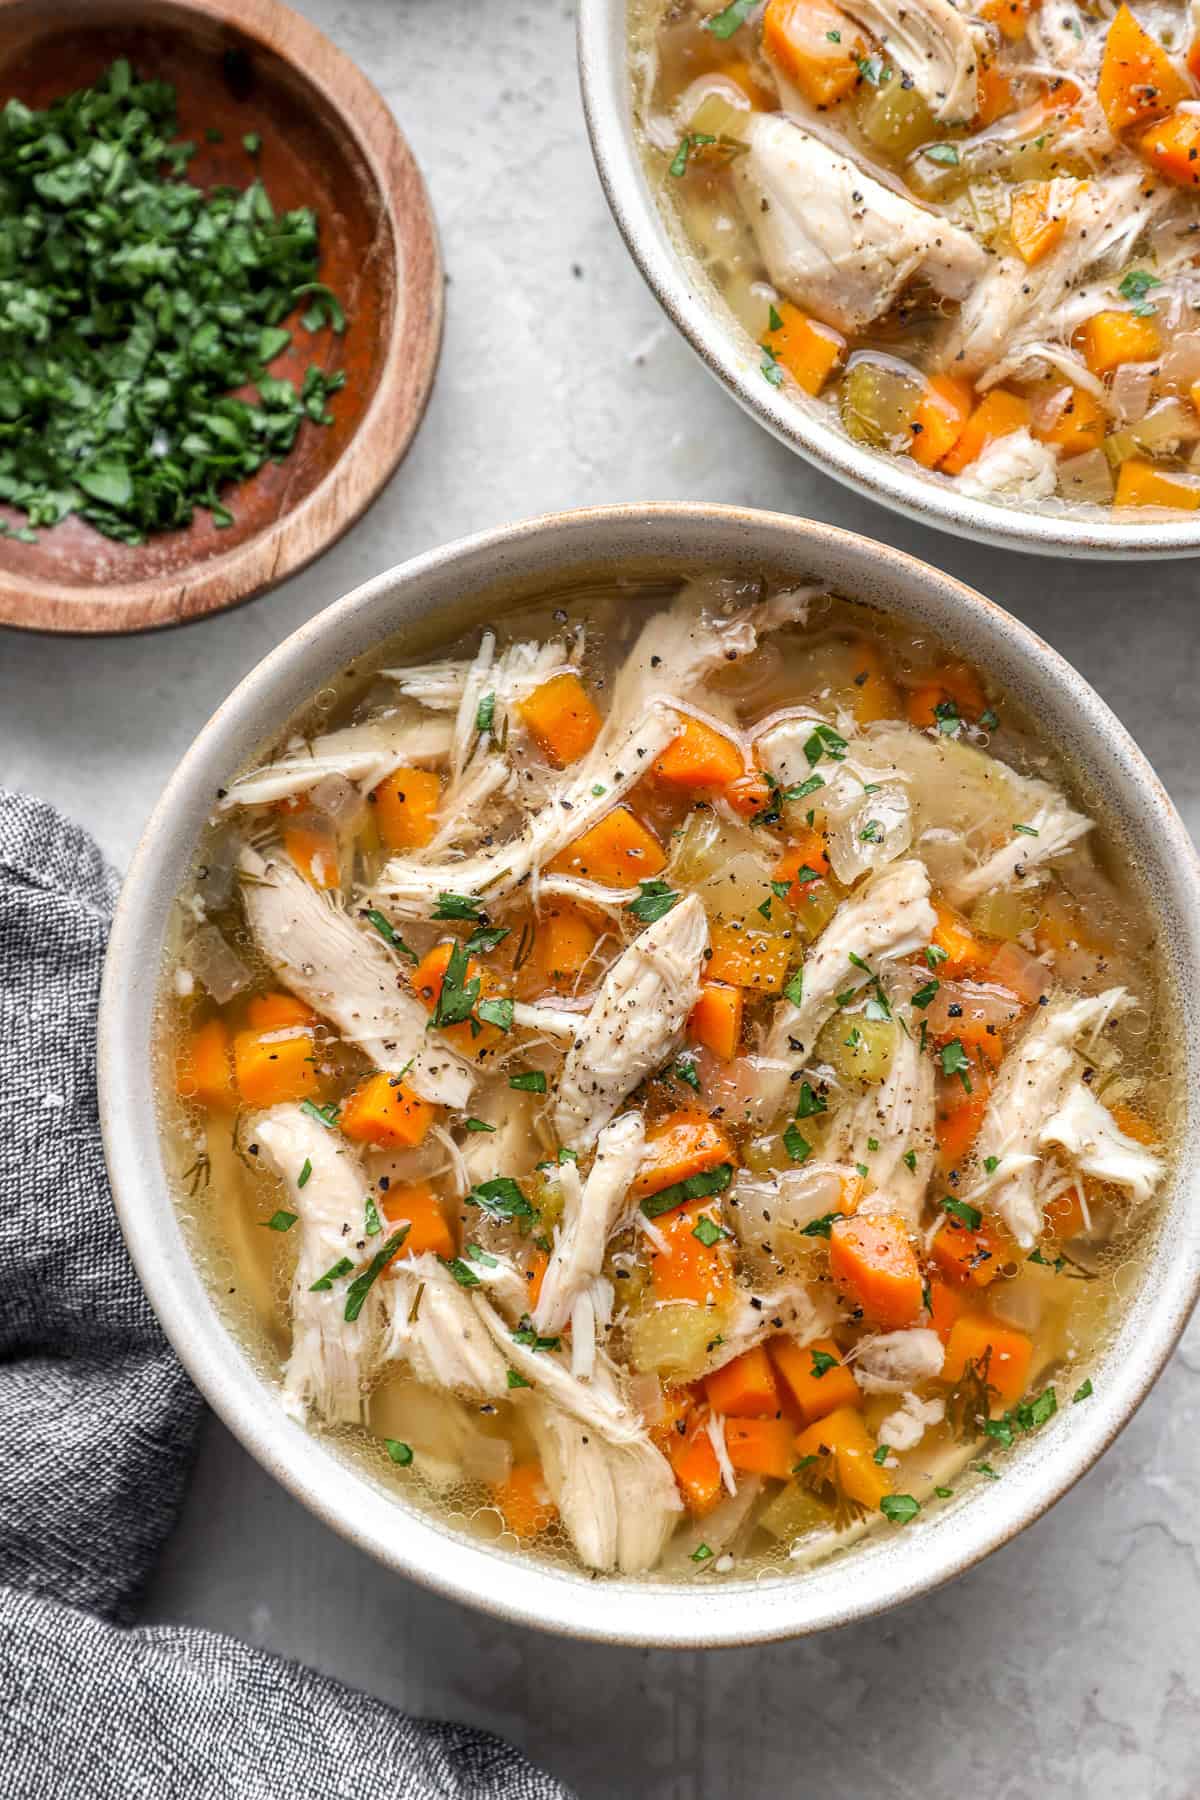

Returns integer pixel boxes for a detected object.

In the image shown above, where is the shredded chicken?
[239,848,473,1108]
[219,716,452,810]
[944,783,1091,907]
[826,979,937,1228]
[834,0,982,121]
[957,428,1060,505]
[534,1113,645,1334]
[531,1395,682,1573]
[382,1254,512,1399]
[878,1392,946,1451]
[851,1328,945,1393]
[252,1107,380,1426]
[760,859,936,1115]
[470,1288,646,1446]
[709,1280,841,1373]
[554,896,708,1148]
[970,988,1134,1245]
[1040,1079,1163,1203]
[732,115,987,335]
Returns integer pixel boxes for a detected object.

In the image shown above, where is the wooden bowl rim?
[0,0,443,635]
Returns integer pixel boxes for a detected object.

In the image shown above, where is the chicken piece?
[239,848,473,1109]
[851,1328,945,1393]
[708,1279,841,1374]
[1039,1080,1163,1203]
[957,428,1060,505]
[530,1395,682,1574]
[251,1107,381,1426]
[380,658,472,711]
[382,1254,512,1399]
[760,859,936,1116]
[942,171,1173,380]
[219,717,452,810]
[471,1290,647,1446]
[534,1112,645,1334]
[509,1000,588,1042]
[732,115,987,335]
[755,716,913,884]
[554,896,708,1148]
[826,979,936,1228]
[970,988,1133,1245]
[835,0,982,121]
[878,1392,946,1452]
[458,1088,540,1191]
[569,1276,616,1381]
[944,782,1091,908]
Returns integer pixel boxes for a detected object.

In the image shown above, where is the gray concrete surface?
[3,3,1199,1794]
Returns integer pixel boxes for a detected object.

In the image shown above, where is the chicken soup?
[165,574,1168,1579]
[636,0,1200,513]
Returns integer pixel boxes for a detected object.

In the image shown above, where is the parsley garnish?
[511,1317,561,1352]
[902,1149,917,1172]
[810,1349,838,1380]
[297,1158,313,1189]
[432,939,481,1028]
[783,1122,812,1163]
[942,1196,982,1230]
[800,1211,844,1240]
[264,1209,297,1231]
[783,967,804,1006]
[626,879,680,924]
[1073,1379,1093,1403]
[363,908,416,959]
[444,1257,481,1288]
[477,996,514,1031]
[796,1081,826,1118]
[475,692,496,734]
[691,1542,714,1562]
[783,773,825,802]
[509,1070,548,1094]
[1119,268,1162,317]
[466,1176,535,1223]
[859,819,884,844]
[1012,822,1040,837]
[911,979,939,1009]
[873,1443,890,1465]
[299,1099,339,1130]
[926,943,949,969]
[768,302,784,331]
[385,1439,413,1466]
[704,0,755,34]
[466,924,510,955]
[309,1255,353,1292]
[344,1227,409,1321]
[432,891,483,921]
[674,1056,701,1092]
[364,1194,382,1237]
[924,143,960,166]
[880,1494,920,1522]
[506,1368,532,1390]
[640,1162,733,1220]
[857,54,891,86]
[465,1118,496,1134]
[692,1214,725,1247]
[940,1038,973,1092]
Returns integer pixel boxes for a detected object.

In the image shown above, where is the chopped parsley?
[1073,1379,1093,1403]
[364,1194,382,1237]
[640,1162,733,1220]
[264,1209,297,1232]
[859,819,884,844]
[509,1070,548,1094]
[363,908,416,958]
[674,1056,701,1092]
[344,1227,409,1321]
[796,1081,826,1118]
[466,1176,534,1223]
[803,724,848,768]
[299,1099,339,1130]
[385,1439,413,1466]
[940,1038,973,1092]
[783,773,826,803]
[432,891,483,921]
[704,0,755,34]
[466,924,510,955]
[902,1149,917,1172]
[924,143,960,166]
[465,1117,497,1134]
[783,967,805,1006]
[934,1486,954,1499]
[911,979,939,1008]
[511,1318,561,1352]
[760,343,785,387]
[942,1196,982,1231]
[873,1443,890,1465]
[626,879,680,924]
[692,1214,726,1248]
[984,1155,999,1174]
[1119,268,1162,317]
[925,943,949,969]
[768,303,784,331]
[477,996,515,1032]
[506,1369,532,1390]
[857,54,891,86]
[432,939,481,1028]
[297,1158,313,1189]
[783,1122,812,1163]
[475,692,496,735]
[880,1494,920,1523]
[810,1348,838,1380]
[309,1255,353,1292]
[444,1257,481,1288]
[800,1211,844,1240]
[1012,822,1040,838]
[691,1541,714,1562]
[669,130,715,177]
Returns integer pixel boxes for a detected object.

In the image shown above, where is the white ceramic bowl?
[578,1,1200,561]
[99,505,1200,1645]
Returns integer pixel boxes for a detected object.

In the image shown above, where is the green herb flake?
[627,879,681,924]
[432,891,483,921]
[465,1117,497,1134]
[880,1493,920,1523]
[903,1149,917,1172]
[477,996,515,1032]
[1119,268,1162,318]
[344,1227,409,1321]
[432,938,481,1029]
[873,1443,890,1465]
[506,1368,532,1390]
[810,1349,838,1380]
[859,819,884,844]
[973,1462,1000,1480]
[296,1157,313,1190]
[704,0,755,37]
[796,1081,826,1119]
[942,1195,983,1231]
[690,1541,715,1563]
[783,1122,812,1164]
[768,303,784,331]
[692,1214,725,1248]
[640,1161,734,1220]
[242,132,262,156]
[465,924,510,955]
[924,142,960,166]
[925,943,949,969]
[826,27,842,40]
[384,1438,413,1466]
[934,1485,954,1499]
[264,1209,298,1232]
[940,1038,973,1092]
[299,1099,339,1130]
[444,1257,481,1288]
[783,773,826,803]
[511,1317,561,1353]
[475,692,496,735]
[979,708,1000,731]
[857,55,891,86]
[911,979,939,1008]
[984,1155,999,1174]
[674,1056,701,1093]
[364,1194,383,1237]
[466,1176,535,1223]
[509,1070,548,1094]
[309,1255,354,1292]
[783,967,805,1006]
[800,1211,843,1240]
[1073,1378,1093,1403]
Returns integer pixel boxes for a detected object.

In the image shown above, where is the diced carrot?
[1030,382,1106,457]
[930,1215,1008,1288]
[372,767,441,851]
[1191,35,1200,83]
[632,1112,734,1202]
[648,1385,693,1455]
[725,769,774,819]
[340,1071,436,1149]
[841,636,902,724]
[1097,5,1189,134]
[934,1007,1007,1070]
[766,301,846,396]
[770,1335,861,1423]
[518,672,603,768]
[905,665,989,732]
[985,940,1050,1006]
[930,900,988,976]
[492,1462,557,1540]
[1010,179,1077,266]
[793,1407,891,1511]
[520,903,598,996]
[652,716,745,790]
[725,1416,795,1480]
[910,375,974,469]
[719,58,779,110]
[1078,310,1162,375]
[546,806,666,886]
[829,1213,924,1330]
[705,921,791,993]
[941,1314,1033,1410]
[762,0,864,107]
[246,992,316,1031]
[975,60,1015,127]
[688,980,743,1062]
[1109,1101,1159,1146]
[705,1346,780,1418]
[232,1024,318,1106]
[409,940,505,1058]
[522,1246,550,1312]
[380,1179,455,1260]
[980,0,1037,41]
[1114,458,1200,509]
[284,825,339,890]
[649,1201,735,1305]
[773,830,830,906]
[177,1017,236,1109]
[927,1276,964,1344]
[669,1418,724,1516]
[939,389,1031,476]
[935,1063,991,1171]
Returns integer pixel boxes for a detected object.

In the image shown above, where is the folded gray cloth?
[0,791,571,1800]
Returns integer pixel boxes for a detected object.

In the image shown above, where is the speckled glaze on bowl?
[99,505,1200,1646]
[578,0,1200,562]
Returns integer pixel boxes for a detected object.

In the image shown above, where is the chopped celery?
[814,1014,896,1083]
[627,1299,731,1381]
[856,80,935,159]
[840,358,923,454]
[758,1480,831,1542]
[969,890,1040,943]
[1057,447,1113,505]
[683,89,751,143]
[790,878,841,943]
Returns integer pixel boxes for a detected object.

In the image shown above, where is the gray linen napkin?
[0,790,572,1800]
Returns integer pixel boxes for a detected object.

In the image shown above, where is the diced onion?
[189,924,251,1004]
[1057,448,1113,505]
[311,772,365,827]
[1110,362,1154,424]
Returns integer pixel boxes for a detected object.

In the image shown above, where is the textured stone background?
[3,3,1198,1794]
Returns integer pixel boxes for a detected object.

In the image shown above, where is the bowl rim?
[0,0,443,635]
[576,0,1200,563]
[99,502,1200,1647]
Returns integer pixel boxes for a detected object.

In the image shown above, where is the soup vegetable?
[168,575,1167,1579]
[637,0,1200,514]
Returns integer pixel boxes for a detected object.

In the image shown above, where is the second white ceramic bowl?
[99,505,1200,1645]
[578,0,1200,560]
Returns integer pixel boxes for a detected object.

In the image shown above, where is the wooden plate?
[0,0,442,634]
